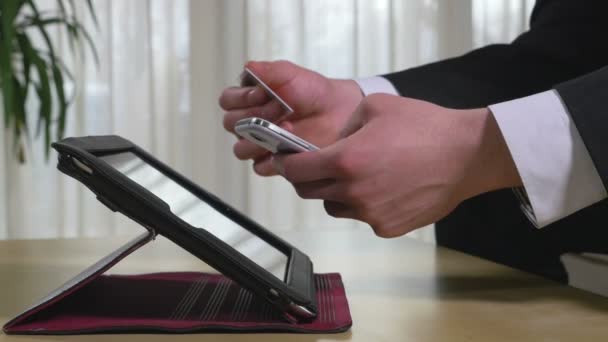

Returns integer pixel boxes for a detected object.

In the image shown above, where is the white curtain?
[0,0,534,241]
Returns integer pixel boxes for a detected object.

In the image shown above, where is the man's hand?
[272,94,523,237]
[219,60,362,176]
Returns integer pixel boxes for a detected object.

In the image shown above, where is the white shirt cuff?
[489,90,607,228]
[355,76,399,96]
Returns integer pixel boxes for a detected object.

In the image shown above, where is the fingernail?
[248,87,265,103]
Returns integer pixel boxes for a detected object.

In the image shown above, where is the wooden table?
[1,229,607,341]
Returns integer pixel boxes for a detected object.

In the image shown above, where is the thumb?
[244,60,299,92]
[339,94,391,138]
[244,60,329,115]
[339,102,367,139]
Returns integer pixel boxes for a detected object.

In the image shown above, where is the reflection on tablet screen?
[100,152,288,281]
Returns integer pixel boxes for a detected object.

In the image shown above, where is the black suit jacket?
[383,0,608,282]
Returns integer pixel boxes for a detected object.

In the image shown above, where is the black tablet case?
[50,136,317,317]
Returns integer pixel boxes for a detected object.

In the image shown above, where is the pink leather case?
[3,232,352,334]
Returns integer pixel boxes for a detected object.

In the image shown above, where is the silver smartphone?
[237,67,316,153]
[235,117,319,153]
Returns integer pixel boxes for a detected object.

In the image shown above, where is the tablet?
[51,135,317,322]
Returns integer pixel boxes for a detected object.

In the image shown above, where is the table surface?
[1,229,607,342]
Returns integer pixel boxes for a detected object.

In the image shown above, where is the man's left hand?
[272,94,522,237]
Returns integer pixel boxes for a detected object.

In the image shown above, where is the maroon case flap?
[3,233,352,334]
[4,272,351,334]
[3,231,155,332]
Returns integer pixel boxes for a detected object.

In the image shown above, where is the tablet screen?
[99,152,288,281]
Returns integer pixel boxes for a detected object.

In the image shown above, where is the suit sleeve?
[489,88,607,227]
[381,0,608,110]
[556,66,608,189]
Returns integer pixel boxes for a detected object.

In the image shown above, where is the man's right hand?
[219,60,363,176]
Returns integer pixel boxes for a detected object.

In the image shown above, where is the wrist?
[457,107,523,200]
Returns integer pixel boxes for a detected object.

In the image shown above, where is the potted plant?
[0,0,97,162]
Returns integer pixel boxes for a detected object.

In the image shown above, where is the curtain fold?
[0,0,532,241]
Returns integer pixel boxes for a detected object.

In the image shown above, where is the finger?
[233,120,294,160]
[246,60,298,91]
[253,155,279,176]
[233,139,269,160]
[271,149,337,183]
[323,201,358,219]
[277,120,294,132]
[223,100,286,133]
[219,86,269,110]
[293,179,340,200]
[339,105,366,139]
[245,60,310,110]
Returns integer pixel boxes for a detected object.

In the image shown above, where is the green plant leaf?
[85,0,98,28]
[15,32,32,104]
[23,0,62,158]
[18,22,67,143]
[56,0,76,53]
[65,0,77,52]
[31,48,75,82]
[57,0,67,15]
[0,1,20,131]
[61,17,99,65]
[18,16,67,28]
[1,0,98,162]
[11,74,28,139]
[70,20,99,65]
[66,0,76,17]
[24,0,58,60]
[18,11,100,65]
[51,62,67,141]
[28,46,53,158]
[36,78,53,160]
[0,52,15,129]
